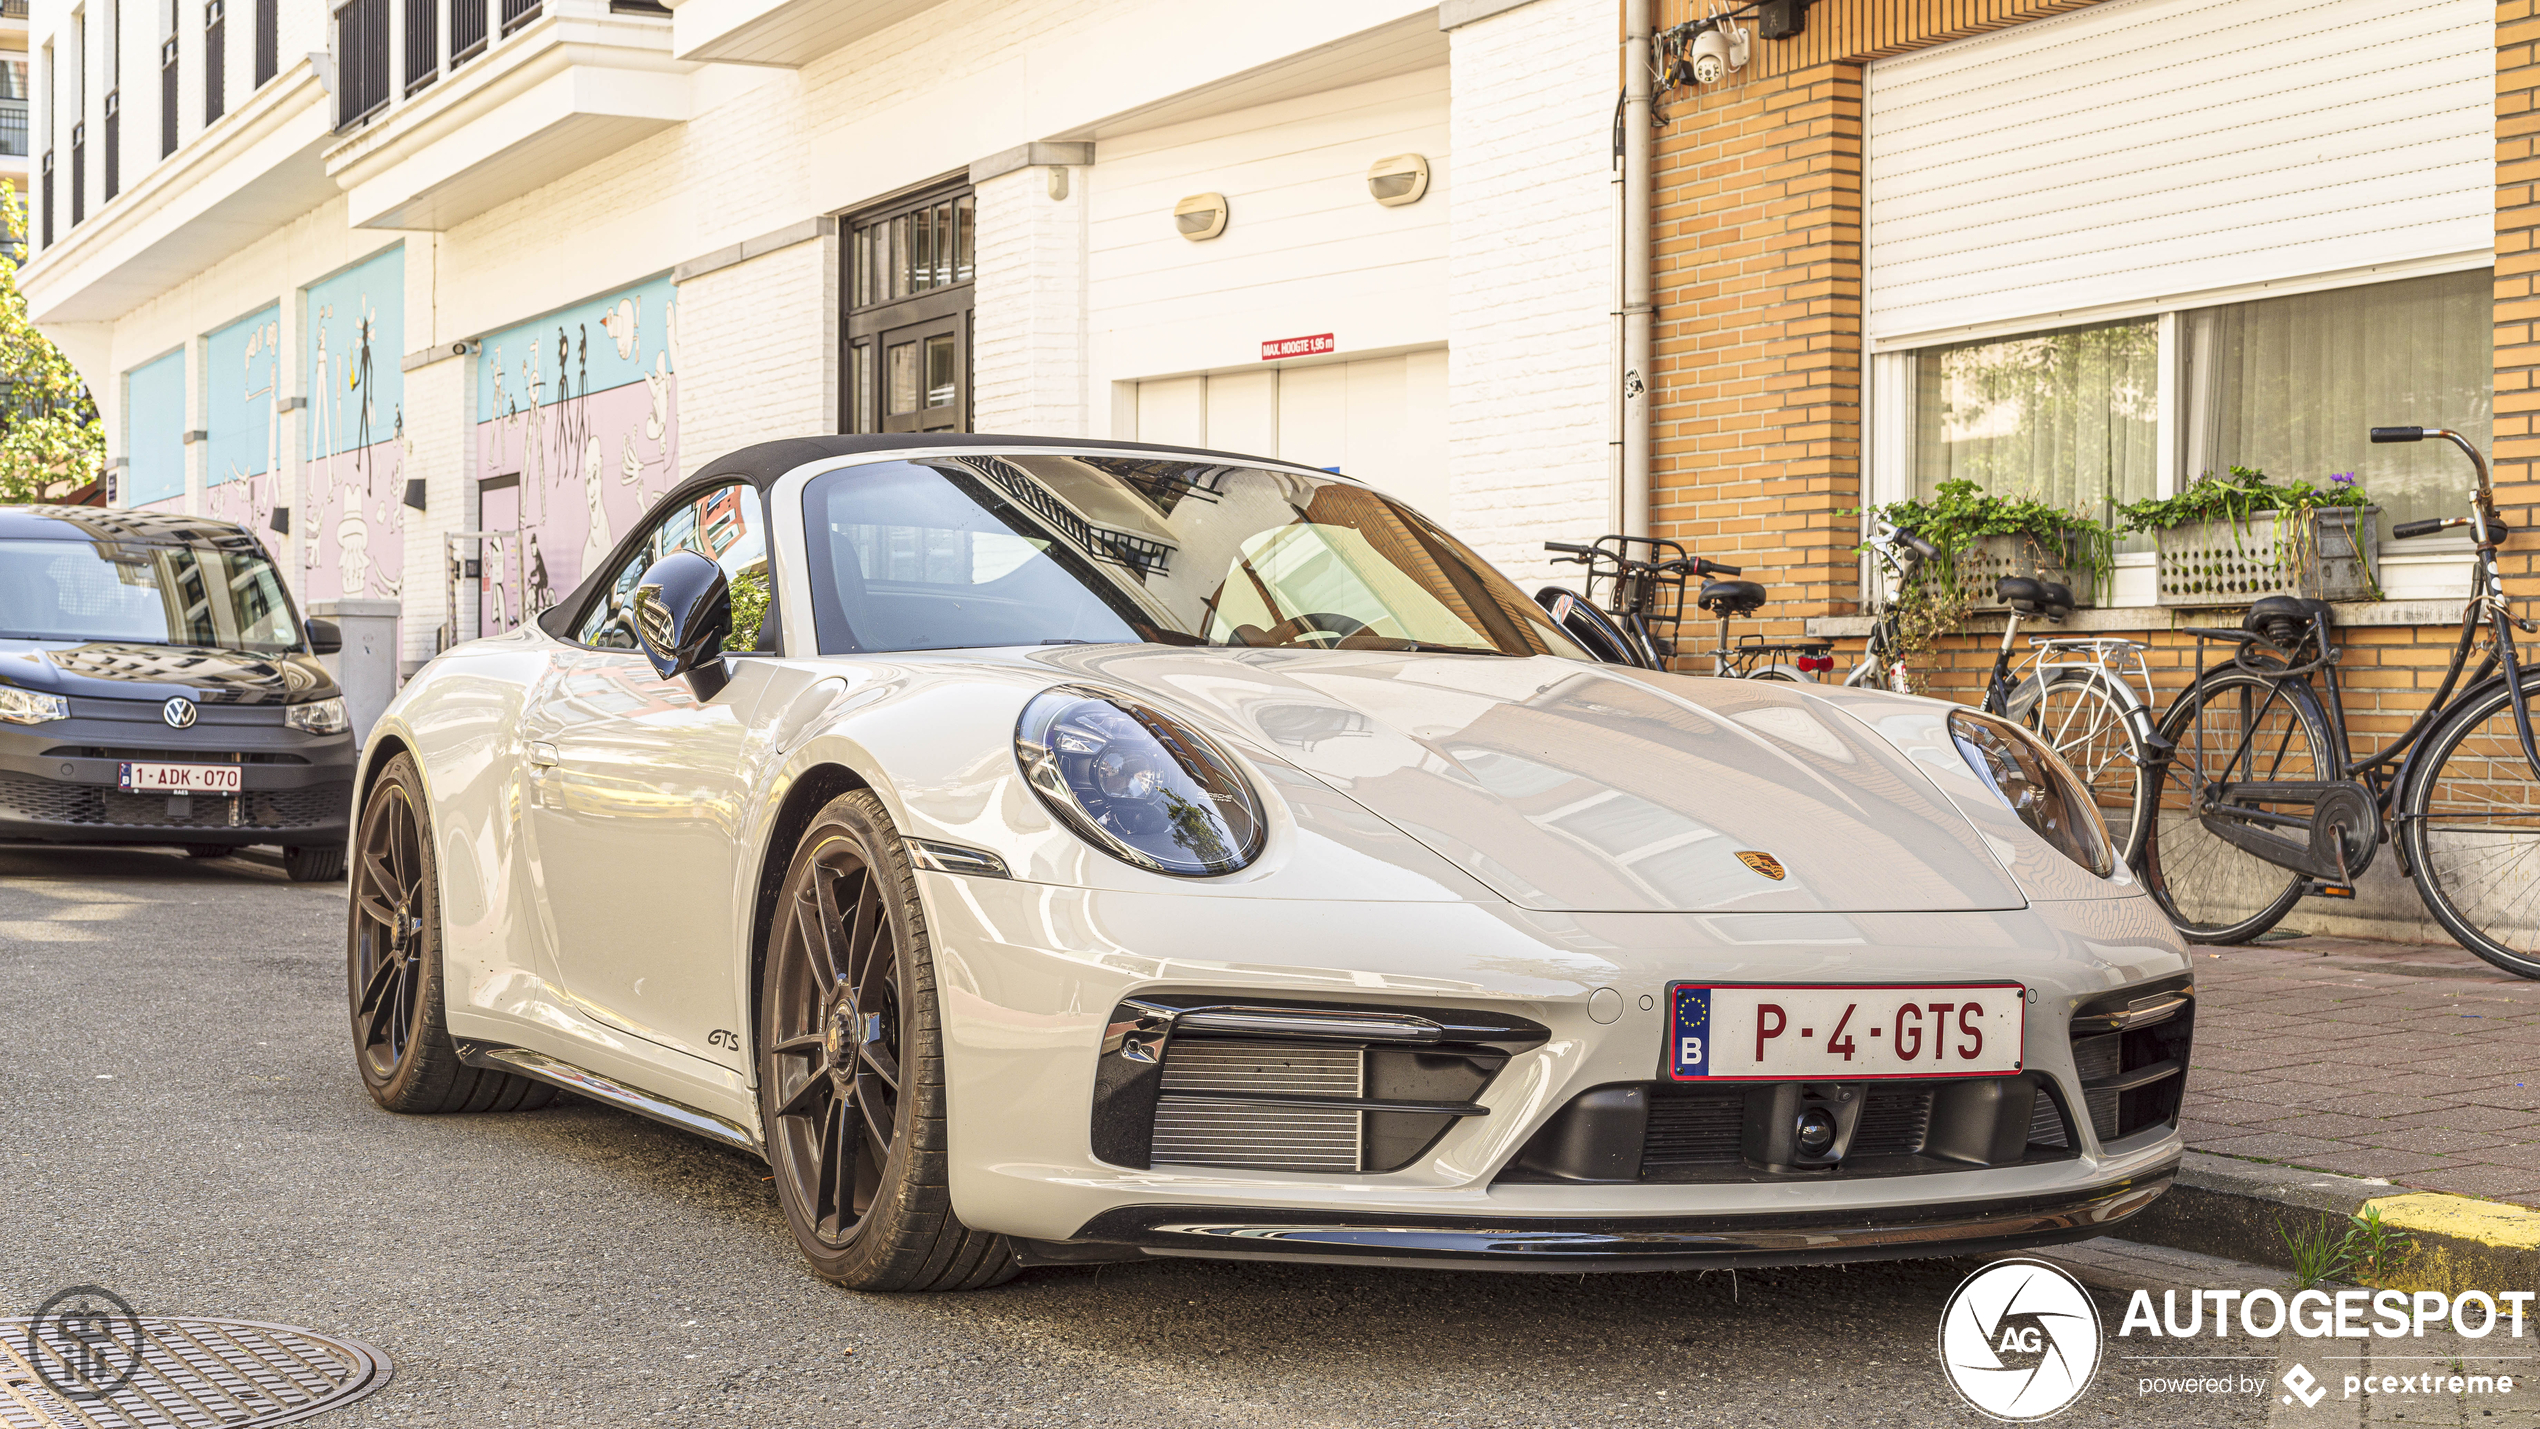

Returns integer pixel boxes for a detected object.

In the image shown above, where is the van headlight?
[285,697,351,735]
[1949,708,2114,876]
[1015,685,1267,876]
[0,686,69,725]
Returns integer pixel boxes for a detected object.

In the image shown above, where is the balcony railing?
[0,100,24,158]
[0,0,26,18]
[101,90,116,197]
[161,37,178,156]
[499,0,538,39]
[403,0,436,94]
[255,0,277,86]
[334,0,389,130]
[450,0,485,61]
[206,0,226,123]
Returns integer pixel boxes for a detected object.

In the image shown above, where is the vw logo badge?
[161,697,198,729]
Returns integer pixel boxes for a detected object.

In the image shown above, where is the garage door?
[1132,350,1448,522]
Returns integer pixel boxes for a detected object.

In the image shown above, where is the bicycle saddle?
[1699,579,1767,616]
[1994,576,2074,618]
[2245,595,2333,646]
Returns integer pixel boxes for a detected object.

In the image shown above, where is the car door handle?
[527,741,560,769]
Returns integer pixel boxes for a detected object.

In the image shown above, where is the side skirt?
[454,1040,765,1157]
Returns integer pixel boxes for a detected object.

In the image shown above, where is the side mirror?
[630,549,733,698]
[304,618,343,655]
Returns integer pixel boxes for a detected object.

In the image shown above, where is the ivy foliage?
[0,188,103,504]
[1859,478,2117,661]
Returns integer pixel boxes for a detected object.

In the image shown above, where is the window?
[573,483,769,652]
[842,181,973,435]
[2182,269,2492,531]
[1891,269,2495,554]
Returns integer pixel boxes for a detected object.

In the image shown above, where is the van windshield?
[0,537,306,652]
[800,455,1589,660]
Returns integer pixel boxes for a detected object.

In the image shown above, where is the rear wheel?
[759,790,1017,1291]
[2006,670,2156,868]
[348,754,557,1113]
[2401,677,2540,979]
[2137,667,2335,943]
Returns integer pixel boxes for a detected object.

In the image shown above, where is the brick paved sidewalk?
[2186,931,2540,1206]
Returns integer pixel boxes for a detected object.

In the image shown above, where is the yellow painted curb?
[2368,1192,2540,1251]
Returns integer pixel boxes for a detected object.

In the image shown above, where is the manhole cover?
[0,1314,389,1427]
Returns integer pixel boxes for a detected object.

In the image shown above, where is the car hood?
[1042,648,2024,914]
[0,639,337,705]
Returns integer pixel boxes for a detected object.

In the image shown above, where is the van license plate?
[119,762,244,794]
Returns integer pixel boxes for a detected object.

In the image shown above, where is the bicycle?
[1539,537,1832,679]
[1851,521,2166,866]
[2136,425,2540,975]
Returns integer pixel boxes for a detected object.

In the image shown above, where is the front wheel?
[2004,670,2157,869]
[759,791,1018,1291]
[2400,676,2540,979]
[2136,666,2336,944]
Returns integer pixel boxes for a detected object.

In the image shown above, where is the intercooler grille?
[0,774,345,830]
[1150,1041,1362,1172]
[1639,1090,1744,1170]
[1849,1088,1934,1157]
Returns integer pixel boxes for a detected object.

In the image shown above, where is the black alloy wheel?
[760,790,1016,1291]
[347,753,554,1114]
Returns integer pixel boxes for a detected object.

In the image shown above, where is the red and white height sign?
[1261,333,1336,361]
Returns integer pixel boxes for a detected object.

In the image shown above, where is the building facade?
[1646,0,2525,940]
[20,0,1625,670]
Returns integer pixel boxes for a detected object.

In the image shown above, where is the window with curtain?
[1910,317,2159,531]
[2183,268,2492,531]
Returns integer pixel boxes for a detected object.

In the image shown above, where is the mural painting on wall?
[123,350,188,513]
[202,304,282,542]
[305,247,408,604]
[473,275,679,636]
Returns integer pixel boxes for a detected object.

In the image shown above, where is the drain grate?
[0,1316,389,1428]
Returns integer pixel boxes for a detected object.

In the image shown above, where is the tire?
[348,754,558,1114]
[2136,665,2336,944]
[758,790,1018,1292]
[2400,675,2540,979]
[183,846,230,859]
[285,844,346,881]
[2005,670,2157,869]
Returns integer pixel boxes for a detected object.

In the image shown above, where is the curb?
[2117,1151,2540,1294]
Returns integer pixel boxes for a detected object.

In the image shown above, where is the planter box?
[1955,531,2100,612]
[2152,506,2380,608]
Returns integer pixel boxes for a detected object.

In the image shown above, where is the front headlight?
[1949,708,2114,876]
[0,686,69,725]
[1015,685,1267,876]
[285,697,351,735]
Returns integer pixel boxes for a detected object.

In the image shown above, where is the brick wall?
[1646,0,2533,943]
[972,164,1089,437]
[1445,0,1617,587]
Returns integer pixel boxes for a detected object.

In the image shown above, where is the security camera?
[1689,26,1733,84]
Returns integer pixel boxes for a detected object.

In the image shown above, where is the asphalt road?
[0,843,2274,1428]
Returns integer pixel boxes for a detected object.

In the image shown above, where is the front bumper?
[920,871,2194,1265]
[0,708,355,848]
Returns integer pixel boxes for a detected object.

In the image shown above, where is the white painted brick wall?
[677,236,838,466]
[1446,0,1616,589]
[972,166,1089,437]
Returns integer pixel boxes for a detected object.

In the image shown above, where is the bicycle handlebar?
[1661,556,1741,577]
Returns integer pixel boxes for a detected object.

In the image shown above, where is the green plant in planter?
[1856,479,2117,662]
[2118,466,2378,599]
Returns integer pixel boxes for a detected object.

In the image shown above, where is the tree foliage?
[0,186,104,504]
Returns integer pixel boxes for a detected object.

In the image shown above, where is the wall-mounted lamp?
[269,506,291,535]
[1367,154,1430,207]
[1174,192,1228,242]
[403,479,428,511]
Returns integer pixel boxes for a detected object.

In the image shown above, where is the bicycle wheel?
[2400,675,2540,979]
[2137,665,2337,944]
[2004,670,2156,869]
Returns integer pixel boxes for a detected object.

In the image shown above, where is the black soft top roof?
[687,434,1294,491]
[0,504,264,549]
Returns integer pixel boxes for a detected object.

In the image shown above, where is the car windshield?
[801,455,1592,660]
[0,536,305,651]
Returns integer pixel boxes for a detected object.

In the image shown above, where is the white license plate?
[1665,982,2025,1081]
[119,762,243,794]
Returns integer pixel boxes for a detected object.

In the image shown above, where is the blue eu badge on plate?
[1671,986,1710,1077]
